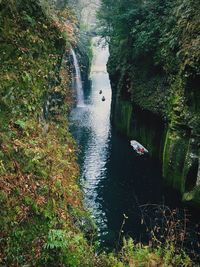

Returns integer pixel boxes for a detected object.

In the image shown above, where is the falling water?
[70,37,112,242]
[71,49,84,106]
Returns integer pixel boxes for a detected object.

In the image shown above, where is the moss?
[162,129,189,192]
[107,0,200,205]
[0,0,195,265]
[183,186,200,206]
[0,1,97,265]
[113,100,133,136]
[112,97,165,158]
[77,31,93,81]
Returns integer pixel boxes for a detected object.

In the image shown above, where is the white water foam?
[71,49,84,107]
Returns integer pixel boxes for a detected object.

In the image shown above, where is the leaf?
[15,119,26,129]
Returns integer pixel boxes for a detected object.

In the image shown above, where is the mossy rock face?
[162,129,189,193]
[109,66,200,205]
[112,80,200,203]
[113,100,133,136]
[181,146,200,206]
[183,183,200,206]
[0,1,98,265]
[107,0,200,206]
[112,97,165,158]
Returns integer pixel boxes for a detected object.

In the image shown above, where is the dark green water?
[69,38,200,259]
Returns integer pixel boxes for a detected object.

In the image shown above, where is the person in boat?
[99,90,102,94]
[102,96,105,101]
[140,147,145,154]
[136,146,145,154]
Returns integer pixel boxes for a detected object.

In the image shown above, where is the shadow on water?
[96,129,183,248]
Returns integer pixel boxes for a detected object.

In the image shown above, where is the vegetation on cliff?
[98,0,199,116]
[0,0,196,266]
[0,0,97,265]
[98,0,200,205]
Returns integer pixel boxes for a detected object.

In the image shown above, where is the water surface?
[69,38,200,255]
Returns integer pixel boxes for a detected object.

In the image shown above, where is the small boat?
[130,140,148,155]
[102,96,106,101]
[99,90,102,94]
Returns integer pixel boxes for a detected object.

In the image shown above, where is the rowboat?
[130,140,148,155]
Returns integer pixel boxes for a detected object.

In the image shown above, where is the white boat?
[130,140,148,155]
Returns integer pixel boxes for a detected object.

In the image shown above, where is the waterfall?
[71,49,84,106]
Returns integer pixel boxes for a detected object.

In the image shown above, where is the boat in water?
[102,96,106,101]
[130,140,148,155]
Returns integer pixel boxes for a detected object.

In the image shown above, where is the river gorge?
[69,38,200,258]
[1,1,199,265]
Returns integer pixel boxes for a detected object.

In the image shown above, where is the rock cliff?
[102,0,200,206]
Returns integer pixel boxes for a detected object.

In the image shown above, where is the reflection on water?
[70,38,112,237]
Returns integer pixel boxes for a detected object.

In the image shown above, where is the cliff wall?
[104,0,200,206]
[0,1,96,265]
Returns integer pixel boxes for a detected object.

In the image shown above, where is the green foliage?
[99,0,200,207]
[14,119,26,130]
[0,0,95,266]
[98,0,200,117]
[0,0,197,266]
[43,229,95,267]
